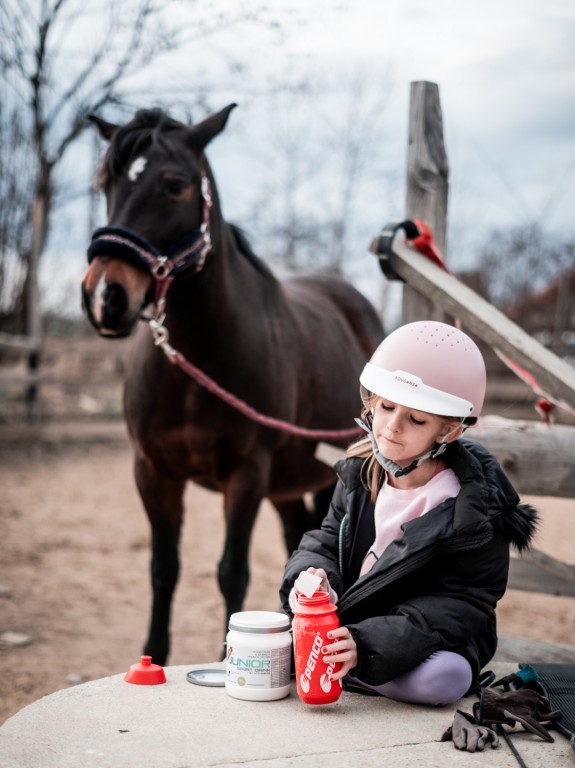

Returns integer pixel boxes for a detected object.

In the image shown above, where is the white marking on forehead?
[92,274,107,324]
[128,156,147,182]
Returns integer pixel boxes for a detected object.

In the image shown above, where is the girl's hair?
[346,394,383,501]
[346,393,461,502]
[346,435,382,502]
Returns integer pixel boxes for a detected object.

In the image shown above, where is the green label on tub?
[229,657,271,670]
[227,646,290,688]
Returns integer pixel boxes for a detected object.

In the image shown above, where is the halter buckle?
[153,256,171,279]
[149,319,169,347]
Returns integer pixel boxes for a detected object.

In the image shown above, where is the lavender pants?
[347,650,473,706]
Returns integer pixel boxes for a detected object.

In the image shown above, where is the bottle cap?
[124,655,167,685]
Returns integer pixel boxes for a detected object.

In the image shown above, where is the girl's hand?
[321,626,357,681]
[294,567,330,596]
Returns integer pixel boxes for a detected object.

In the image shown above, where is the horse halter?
[86,173,213,323]
[86,170,362,442]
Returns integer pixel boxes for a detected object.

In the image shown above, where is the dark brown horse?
[81,104,384,664]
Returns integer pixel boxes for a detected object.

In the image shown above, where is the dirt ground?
[1,431,574,726]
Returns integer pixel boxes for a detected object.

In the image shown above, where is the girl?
[280,321,537,706]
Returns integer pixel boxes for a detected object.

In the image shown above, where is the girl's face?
[371,397,457,467]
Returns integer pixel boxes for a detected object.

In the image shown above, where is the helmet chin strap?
[355,418,460,479]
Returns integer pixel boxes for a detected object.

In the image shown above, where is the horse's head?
[81,104,236,337]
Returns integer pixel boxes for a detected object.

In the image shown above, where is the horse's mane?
[229,224,276,283]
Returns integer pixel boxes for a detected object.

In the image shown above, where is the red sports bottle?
[292,591,343,705]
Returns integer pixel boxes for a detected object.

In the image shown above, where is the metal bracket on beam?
[369,221,421,281]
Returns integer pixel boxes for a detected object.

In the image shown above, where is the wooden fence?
[380,80,575,495]
[0,334,128,423]
[347,83,575,640]
[319,83,575,661]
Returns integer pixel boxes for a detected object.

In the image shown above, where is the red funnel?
[124,655,166,685]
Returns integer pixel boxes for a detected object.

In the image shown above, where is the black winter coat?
[280,439,537,690]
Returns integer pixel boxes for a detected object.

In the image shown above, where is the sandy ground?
[1,433,574,725]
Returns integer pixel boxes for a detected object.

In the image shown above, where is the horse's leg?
[273,481,336,556]
[218,455,271,649]
[272,498,312,555]
[134,453,185,666]
[312,483,336,527]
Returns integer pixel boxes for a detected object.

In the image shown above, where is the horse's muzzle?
[81,253,154,337]
[81,280,138,338]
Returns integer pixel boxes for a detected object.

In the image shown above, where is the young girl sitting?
[280,321,537,706]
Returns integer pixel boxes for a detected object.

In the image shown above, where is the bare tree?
[0,100,36,329]
[323,67,395,276]
[0,0,163,332]
[473,223,574,361]
[249,63,395,278]
[0,0,283,333]
[478,224,573,309]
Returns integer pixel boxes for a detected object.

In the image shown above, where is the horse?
[81,104,385,665]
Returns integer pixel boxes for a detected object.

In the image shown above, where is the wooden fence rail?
[370,228,575,412]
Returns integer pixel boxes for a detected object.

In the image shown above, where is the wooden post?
[403,81,449,323]
[23,170,50,420]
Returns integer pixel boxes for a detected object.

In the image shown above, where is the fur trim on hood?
[456,438,539,553]
[496,502,539,553]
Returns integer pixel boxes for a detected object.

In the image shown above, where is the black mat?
[523,663,575,750]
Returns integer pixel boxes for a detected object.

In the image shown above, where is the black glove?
[441,709,499,752]
[474,687,562,743]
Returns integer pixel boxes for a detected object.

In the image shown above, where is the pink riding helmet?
[360,321,486,420]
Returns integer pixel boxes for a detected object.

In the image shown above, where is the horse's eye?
[165,179,186,197]
[166,179,185,196]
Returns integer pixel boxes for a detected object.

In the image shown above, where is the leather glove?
[441,709,499,752]
[474,687,562,743]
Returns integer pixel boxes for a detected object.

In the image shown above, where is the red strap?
[411,220,450,272]
[535,398,554,426]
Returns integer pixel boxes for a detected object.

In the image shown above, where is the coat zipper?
[337,526,493,614]
[338,512,348,579]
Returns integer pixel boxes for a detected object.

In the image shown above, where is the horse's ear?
[187,104,237,151]
[88,114,119,142]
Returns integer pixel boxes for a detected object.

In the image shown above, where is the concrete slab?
[0,662,572,767]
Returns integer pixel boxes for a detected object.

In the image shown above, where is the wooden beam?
[316,416,575,498]
[524,548,575,583]
[509,550,575,595]
[370,231,575,411]
[470,416,575,497]
[0,332,40,352]
[494,636,575,664]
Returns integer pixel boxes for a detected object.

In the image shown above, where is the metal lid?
[186,668,226,687]
[228,610,291,634]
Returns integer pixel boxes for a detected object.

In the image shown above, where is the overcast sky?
[45,0,575,317]
[226,0,575,253]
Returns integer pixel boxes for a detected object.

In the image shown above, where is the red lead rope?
[147,320,361,442]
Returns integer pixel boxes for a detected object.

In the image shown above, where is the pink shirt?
[359,467,461,576]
